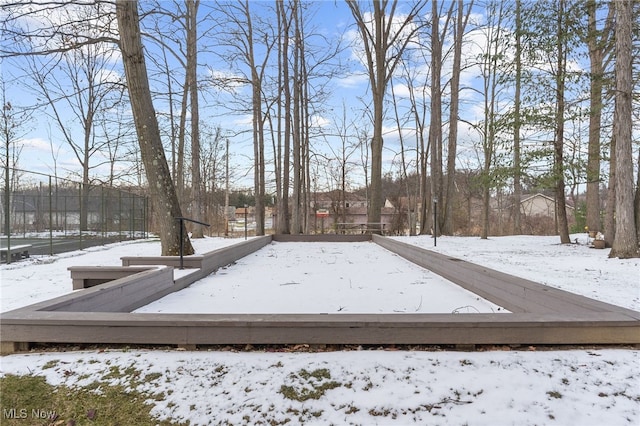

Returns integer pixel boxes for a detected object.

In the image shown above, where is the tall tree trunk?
[513,0,522,234]
[291,3,302,235]
[585,0,609,234]
[368,0,385,232]
[554,0,570,244]
[480,0,502,240]
[176,73,188,206]
[276,0,291,234]
[116,0,193,256]
[609,0,639,258]
[429,0,443,237]
[604,134,616,247]
[301,23,311,234]
[443,0,470,235]
[187,0,204,238]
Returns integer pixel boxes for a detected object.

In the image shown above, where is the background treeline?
[1,0,638,256]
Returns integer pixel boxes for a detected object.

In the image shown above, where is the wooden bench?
[336,223,387,235]
[68,266,158,290]
[0,244,32,262]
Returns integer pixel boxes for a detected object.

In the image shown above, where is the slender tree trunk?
[176,73,188,206]
[513,0,522,234]
[116,0,193,256]
[604,134,616,247]
[366,0,385,232]
[429,0,443,236]
[554,0,570,244]
[276,0,290,234]
[609,0,638,258]
[585,0,607,234]
[480,0,502,240]
[443,0,470,235]
[187,0,204,238]
[291,4,302,235]
[299,6,311,235]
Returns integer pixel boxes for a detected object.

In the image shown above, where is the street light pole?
[244,204,248,240]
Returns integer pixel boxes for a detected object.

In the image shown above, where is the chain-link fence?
[1,168,149,262]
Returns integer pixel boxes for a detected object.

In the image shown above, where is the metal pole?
[49,176,53,255]
[179,217,184,270]
[101,186,105,245]
[433,198,437,247]
[118,190,122,242]
[244,205,247,240]
[225,137,229,237]
[78,183,83,250]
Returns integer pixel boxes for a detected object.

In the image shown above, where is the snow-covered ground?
[1,234,639,425]
[392,234,640,312]
[135,240,505,314]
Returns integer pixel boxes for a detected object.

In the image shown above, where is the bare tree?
[1,80,31,244]
[346,0,427,233]
[15,3,124,230]
[116,0,193,256]
[210,0,277,236]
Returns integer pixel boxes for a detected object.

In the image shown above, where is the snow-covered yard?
[1,234,638,425]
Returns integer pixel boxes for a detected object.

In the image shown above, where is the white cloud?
[19,137,51,152]
[336,72,369,89]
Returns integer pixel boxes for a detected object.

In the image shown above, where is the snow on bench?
[0,244,32,262]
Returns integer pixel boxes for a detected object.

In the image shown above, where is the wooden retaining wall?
[1,235,638,353]
[372,235,640,318]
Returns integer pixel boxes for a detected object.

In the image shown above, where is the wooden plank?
[1,312,637,345]
[373,235,639,318]
[121,255,204,268]
[41,267,174,313]
[68,266,157,290]
[200,236,272,275]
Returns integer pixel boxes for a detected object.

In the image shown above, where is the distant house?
[520,193,574,218]
[269,190,399,233]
